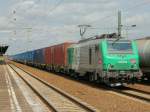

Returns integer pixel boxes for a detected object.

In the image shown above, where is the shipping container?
[44,47,52,64]
[43,42,73,69]
[26,51,34,64]
[33,48,45,64]
[51,46,55,65]
[53,42,73,66]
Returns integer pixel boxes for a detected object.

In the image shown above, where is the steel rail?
[9,64,98,112]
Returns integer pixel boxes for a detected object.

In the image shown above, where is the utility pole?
[117,10,136,39]
[118,10,122,39]
[25,27,32,52]
[78,24,91,40]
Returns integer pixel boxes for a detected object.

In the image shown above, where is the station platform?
[0,62,50,112]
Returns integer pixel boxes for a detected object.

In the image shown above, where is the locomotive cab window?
[107,40,133,54]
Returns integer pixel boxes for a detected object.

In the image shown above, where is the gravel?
[12,62,150,112]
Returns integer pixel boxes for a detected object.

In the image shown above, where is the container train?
[136,37,150,80]
[10,34,142,87]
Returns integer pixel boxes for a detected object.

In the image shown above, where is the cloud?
[0,0,149,54]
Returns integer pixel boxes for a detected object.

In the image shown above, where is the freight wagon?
[33,48,45,68]
[136,37,150,80]
[11,42,74,72]
[10,34,142,87]
[11,51,34,65]
[44,42,74,72]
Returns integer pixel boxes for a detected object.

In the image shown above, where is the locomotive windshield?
[107,40,133,54]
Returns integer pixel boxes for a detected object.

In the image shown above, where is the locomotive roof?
[79,37,131,44]
[79,33,118,43]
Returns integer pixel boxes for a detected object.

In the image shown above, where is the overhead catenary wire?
[122,0,150,34]
[74,1,149,40]
[48,0,64,15]
[87,14,116,25]
[84,0,150,39]
[4,0,64,31]
[4,1,150,43]
[89,0,150,25]
[123,0,150,13]
[89,27,117,30]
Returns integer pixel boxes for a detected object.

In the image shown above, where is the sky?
[0,0,149,55]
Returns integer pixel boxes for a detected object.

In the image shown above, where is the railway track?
[126,86,150,95]
[57,71,150,104]
[0,63,34,112]
[111,87,150,104]
[9,64,98,112]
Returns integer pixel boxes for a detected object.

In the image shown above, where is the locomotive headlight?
[130,59,136,64]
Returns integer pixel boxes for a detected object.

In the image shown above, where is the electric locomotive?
[67,37,142,86]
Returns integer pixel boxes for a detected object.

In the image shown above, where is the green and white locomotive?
[67,37,142,86]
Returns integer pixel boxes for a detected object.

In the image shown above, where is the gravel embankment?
[11,62,150,112]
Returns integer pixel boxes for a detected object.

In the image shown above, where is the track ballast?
[9,64,98,112]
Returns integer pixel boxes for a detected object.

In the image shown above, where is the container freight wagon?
[11,51,34,65]
[16,53,26,63]
[44,46,52,69]
[136,37,150,80]
[33,48,45,68]
[44,42,74,72]
[25,51,34,65]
